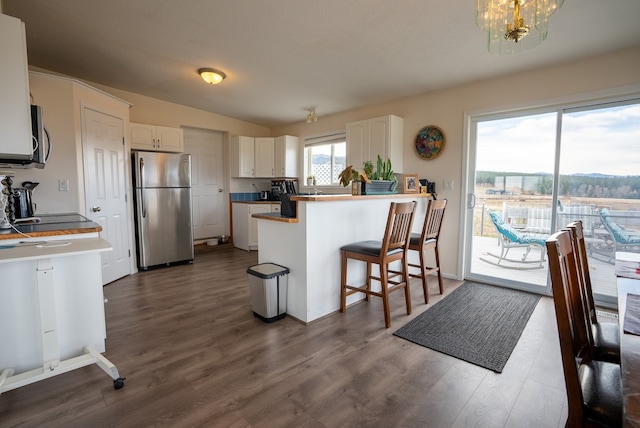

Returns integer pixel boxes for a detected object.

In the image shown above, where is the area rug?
[393,281,540,373]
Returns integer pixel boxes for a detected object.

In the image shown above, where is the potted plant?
[306,175,316,186]
[338,165,370,195]
[361,155,398,194]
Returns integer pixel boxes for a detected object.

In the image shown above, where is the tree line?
[476,171,640,199]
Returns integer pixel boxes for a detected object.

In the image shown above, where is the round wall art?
[415,125,445,160]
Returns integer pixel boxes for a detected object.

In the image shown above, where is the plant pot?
[351,181,361,195]
[361,180,398,195]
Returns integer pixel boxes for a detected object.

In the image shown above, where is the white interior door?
[83,107,131,284]
[184,127,226,240]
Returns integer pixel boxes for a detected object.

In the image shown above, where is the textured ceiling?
[3,0,640,128]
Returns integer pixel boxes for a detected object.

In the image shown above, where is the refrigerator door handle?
[140,157,146,218]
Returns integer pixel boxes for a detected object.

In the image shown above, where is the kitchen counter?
[291,193,434,202]
[232,200,280,204]
[0,213,101,241]
[251,212,298,223]
[252,193,433,224]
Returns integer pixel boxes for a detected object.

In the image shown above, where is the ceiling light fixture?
[306,108,318,123]
[198,68,226,85]
[476,0,563,54]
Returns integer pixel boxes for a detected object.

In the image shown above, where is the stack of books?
[615,251,640,280]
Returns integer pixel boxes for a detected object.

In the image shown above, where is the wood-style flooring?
[1,244,572,427]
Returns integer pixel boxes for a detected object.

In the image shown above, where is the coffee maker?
[13,181,38,219]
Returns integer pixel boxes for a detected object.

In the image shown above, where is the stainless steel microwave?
[0,105,49,169]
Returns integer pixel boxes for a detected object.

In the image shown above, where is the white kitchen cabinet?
[0,14,32,161]
[230,136,256,177]
[231,135,298,178]
[275,135,299,178]
[255,137,275,177]
[130,123,184,152]
[346,115,403,173]
[271,203,281,213]
[232,203,271,251]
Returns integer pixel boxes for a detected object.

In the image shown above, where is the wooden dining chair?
[340,201,417,328]
[546,231,622,427]
[566,221,621,364]
[407,198,447,304]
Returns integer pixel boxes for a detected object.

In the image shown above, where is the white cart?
[0,237,125,394]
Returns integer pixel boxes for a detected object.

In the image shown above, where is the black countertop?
[0,213,101,240]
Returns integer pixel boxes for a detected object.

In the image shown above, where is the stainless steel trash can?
[247,263,289,322]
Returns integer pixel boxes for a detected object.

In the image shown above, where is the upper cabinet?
[0,14,32,161]
[230,136,257,177]
[231,135,298,178]
[275,135,299,178]
[130,123,184,153]
[254,137,275,177]
[346,115,403,173]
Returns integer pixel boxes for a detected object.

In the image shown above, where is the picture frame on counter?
[402,174,419,193]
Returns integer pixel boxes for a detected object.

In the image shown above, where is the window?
[303,131,346,186]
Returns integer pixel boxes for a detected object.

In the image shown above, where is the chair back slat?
[421,199,447,242]
[382,202,416,252]
[566,221,597,325]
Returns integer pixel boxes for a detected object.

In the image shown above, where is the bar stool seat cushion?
[593,322,621,364]
[579,360,623,427]
[409,233,436,247]
[340,240,403,257]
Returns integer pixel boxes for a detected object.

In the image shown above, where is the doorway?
[183,127,226,241]
[82,107,131,285]
[464,99,640,306]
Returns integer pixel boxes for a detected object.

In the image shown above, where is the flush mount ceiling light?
[306,108,318,123]
[476,0,563,54]
[198,68,226,85]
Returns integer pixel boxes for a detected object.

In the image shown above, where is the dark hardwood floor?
[1,245,571,427]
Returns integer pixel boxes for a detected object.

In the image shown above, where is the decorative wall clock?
[415,125,445,160]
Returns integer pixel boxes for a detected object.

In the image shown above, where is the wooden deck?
[469,235,618,307]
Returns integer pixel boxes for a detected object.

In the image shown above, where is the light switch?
[443,180,454,190]
[59,179,69,192]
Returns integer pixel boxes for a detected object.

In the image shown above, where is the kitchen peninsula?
[254,193,432,323]
[0,213,124,394]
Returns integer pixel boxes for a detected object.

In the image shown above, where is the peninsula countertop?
[0,213,102,240]
[252,193,434,223]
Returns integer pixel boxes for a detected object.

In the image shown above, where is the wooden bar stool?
[407,198,446,304]
[340,201,417,328]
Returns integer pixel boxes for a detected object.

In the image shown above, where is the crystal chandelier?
[476,0,564,54]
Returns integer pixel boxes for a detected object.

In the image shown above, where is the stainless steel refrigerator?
[132,150,194,269]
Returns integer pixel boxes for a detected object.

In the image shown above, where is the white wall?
[271,46,640,279]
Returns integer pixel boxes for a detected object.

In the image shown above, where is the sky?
[476,103,640,176]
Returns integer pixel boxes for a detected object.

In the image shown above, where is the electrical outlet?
[59,179,69,192]
[443,180,454,191]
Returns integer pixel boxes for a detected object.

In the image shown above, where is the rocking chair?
[480,210,548,270]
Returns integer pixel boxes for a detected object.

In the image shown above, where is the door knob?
[92,206,102,212]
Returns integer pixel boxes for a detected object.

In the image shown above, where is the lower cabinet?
[232,203,278,251]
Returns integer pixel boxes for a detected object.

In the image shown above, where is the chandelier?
[476,0,564,54]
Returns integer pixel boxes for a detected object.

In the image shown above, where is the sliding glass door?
[465,99,640,305]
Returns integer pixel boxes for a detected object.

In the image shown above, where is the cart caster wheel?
[113,377,126,390]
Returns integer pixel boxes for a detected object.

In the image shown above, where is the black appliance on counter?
[270,179,297,201]
[13,181,38,220]
[279,194,297,218]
